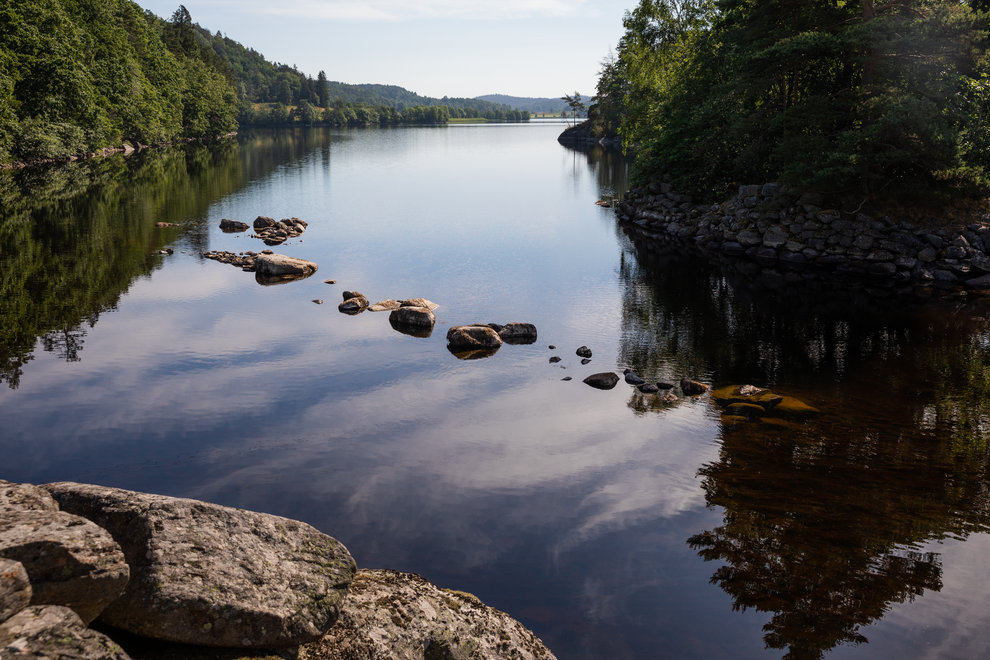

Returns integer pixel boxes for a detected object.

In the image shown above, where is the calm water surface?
[2,123,990,659]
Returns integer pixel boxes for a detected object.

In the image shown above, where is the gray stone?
[253,253,318,277]
[0,480,58,515]
[624,370,645,385]
[498,322,538,344]
[400,298,440,311]
[918,246,938,263]
[219,219,249,232]
[1,559,30,623]
[446,325,503,350]
[339,292,369,314]
[576,346,593,358]
[368,299,402,312]
[737,231,762,247]
[389,306,435,329]
[583,373,620,390]
[0,605,131,659]
[853,235,875,250]
[298,569,557,660]
[762,225,789,249]
[637,383,659,394]
[965,274,990,288]
[0,510,129,624]
[43,482,356,648]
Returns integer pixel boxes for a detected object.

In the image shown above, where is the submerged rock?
[298,569,557,660]
[583,372,620,390]
[0,509,129,624]
[44,482,356,648]
[711,385,783,409]
[638,383,659,394]
[0,605,131,659]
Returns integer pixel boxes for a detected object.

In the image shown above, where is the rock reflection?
[447,346,500,360]
[618,231,990,658]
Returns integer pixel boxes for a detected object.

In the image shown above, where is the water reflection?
[618,233,990,658]
[0,129,338,389]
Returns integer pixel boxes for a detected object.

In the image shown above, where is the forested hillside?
[593,0,990,202]
[0,1,237,164]
[476,94,571,114]
[324,82,529,121]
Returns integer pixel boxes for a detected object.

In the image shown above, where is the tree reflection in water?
[618,232,990,659]
[0,128,335,389]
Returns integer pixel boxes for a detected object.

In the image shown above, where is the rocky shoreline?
[0,480,556,659]
[614,181,990,299]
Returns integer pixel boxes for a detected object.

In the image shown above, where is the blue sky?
[134,0,633,99]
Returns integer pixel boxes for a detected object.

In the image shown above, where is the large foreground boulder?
[0,510,129,624]
[299,569,557,660]
[583,373,620,390]
[0,605,131,659]
[1,558,31,623]
[43,482,357,648]
[1,480,59,514]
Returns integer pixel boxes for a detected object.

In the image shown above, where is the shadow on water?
[0,128,337,390]
[617,231,990,658]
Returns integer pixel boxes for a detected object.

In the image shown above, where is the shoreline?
[614,180,990,300]
[0,132,238,172]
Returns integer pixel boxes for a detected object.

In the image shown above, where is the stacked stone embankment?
[615,181,990,295]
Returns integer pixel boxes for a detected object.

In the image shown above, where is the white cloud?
[203,0,582,21]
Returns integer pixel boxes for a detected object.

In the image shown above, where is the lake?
[2,121,990,659]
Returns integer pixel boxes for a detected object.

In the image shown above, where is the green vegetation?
[0,1,237,164]
[0,1,531,165]
[593,0,990,203]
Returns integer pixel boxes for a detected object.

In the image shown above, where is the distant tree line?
[591,0,990,203]
[239,101,529,127]
[0,1,531,164]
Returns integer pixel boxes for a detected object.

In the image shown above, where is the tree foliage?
[595,0,990,201]
[0,0,238,163]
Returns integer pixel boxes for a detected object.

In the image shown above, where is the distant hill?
[327,82,513,115]
[475,95,579,114]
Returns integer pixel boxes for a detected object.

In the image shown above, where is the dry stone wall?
[615,182,990,296]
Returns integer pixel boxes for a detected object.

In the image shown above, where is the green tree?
[560,91,586,125]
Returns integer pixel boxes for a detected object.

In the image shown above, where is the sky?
[134,0,633,100]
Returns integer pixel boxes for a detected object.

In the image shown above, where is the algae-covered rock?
[725,402,766,418]
[43,482,356,648]
[0,605,131,659]
[711,385,782,409]
[298,569,557,660]
[772,396,821,418]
